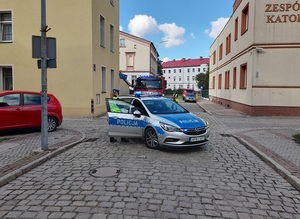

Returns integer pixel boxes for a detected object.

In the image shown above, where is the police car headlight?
[160,122,181,132]
[204,120,209,129]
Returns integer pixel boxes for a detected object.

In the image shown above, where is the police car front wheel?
[144,128,159,149]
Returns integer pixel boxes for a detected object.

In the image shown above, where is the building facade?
[162,58,209,90]
[119,31,159,94]
[0,0,119,117]
[209,0,300,116]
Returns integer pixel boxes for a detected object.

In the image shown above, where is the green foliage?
[293,133,300,140]
[195,64,210,90]
[0,137,11,143]
[196,73,206,89]
[157,59,163,76]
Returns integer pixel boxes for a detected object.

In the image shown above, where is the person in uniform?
[172,90,179,103]
[109,89,129,143]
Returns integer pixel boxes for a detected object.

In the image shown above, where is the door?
[0,93,23,130]
[105,98,145,138]
[22,93,42,127]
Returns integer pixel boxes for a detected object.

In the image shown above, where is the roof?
[162,58,209,68]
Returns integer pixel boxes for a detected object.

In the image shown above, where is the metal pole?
[41,0,48,150]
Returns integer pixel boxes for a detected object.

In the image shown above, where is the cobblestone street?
[0,99,299,219]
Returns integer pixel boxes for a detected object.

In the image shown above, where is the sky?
[120,0,235,62]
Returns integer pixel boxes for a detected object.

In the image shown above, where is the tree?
[196,73,206,89]
[157,59,163,76]
[196,64,210,90]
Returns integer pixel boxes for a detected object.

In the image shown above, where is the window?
[234,17,238,41]
[241,4,249,35]
[198,68,200,72]
[240,64,247,89]
[174,69,176,73]
[212,76,215,89]
[101,66,106,92]
[168,70,171,73]
[100,15,105,47]
[24,94,42,105]
[218,74,222,89]
[0,12,12,42]
[188,69,190,73]
[110,69,114,92]
[187,76,189,81]
[192,76,195,81]
[213,51,216,65]
[179,69,181,73]
[174,76,176,81]
[233,67,237,89]
[225,71,230,89]
[126,52,135,71]
[110,24,114,52]
[219,44,223,61]
[179,76,181,81]
[1,67,13,90]
[119,38,125,46]
[226,34,231,55]
[192,68,195,72]
[1,94,19,106]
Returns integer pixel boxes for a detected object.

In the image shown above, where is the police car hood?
[153,113,206,128]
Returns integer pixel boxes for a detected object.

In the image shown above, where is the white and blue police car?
[105,94,210,149]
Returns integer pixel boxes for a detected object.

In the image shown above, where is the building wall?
[163,64,209,90]
[0,0,119,117]
[162,58,209,91]
[119,31,158,94]
[209,0,300,116]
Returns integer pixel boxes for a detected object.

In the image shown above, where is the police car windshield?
[135,79,162,89]
[143,99,188,114]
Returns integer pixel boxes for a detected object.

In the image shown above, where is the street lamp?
[155,40,167,48]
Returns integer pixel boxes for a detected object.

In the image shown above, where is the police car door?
[105,98,144,138]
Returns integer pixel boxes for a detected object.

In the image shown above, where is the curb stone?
[0,131,86,187]
[233,134,300,191]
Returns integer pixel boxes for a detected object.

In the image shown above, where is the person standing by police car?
[172,90,179,103]
[109,89,129,143]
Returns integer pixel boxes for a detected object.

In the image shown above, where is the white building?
[209,0,300,116]
[162,58,209,90]
[119,31,159,94]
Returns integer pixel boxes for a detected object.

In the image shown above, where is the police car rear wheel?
[144,128,159,149]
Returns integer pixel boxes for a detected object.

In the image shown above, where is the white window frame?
[100,14,105,47]
[110,24,114,52]
[0,66,13,90]
[101,66,106,93]
[0,11,12,42]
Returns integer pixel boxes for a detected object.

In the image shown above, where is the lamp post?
[155,41,167,76]
[41,0,48,150]
[155,40,167,48]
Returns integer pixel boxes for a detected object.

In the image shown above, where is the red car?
[182,88,195,101]
[0,90,63,132]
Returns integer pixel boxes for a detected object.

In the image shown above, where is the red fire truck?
[132,75,167,96]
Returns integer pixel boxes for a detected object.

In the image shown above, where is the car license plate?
[190,136,205,142]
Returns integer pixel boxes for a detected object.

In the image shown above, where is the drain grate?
[83,138,99,142]
[89,167,121,177]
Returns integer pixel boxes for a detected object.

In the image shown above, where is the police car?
[105,95,210,149]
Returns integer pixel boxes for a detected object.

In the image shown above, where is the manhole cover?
[89,167,121,177]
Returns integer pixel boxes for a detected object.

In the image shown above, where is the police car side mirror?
[133,110,141,117]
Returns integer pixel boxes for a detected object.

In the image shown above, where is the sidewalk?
[0,100,300,192]
[198,98,300,191]
[0,128,85,186]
